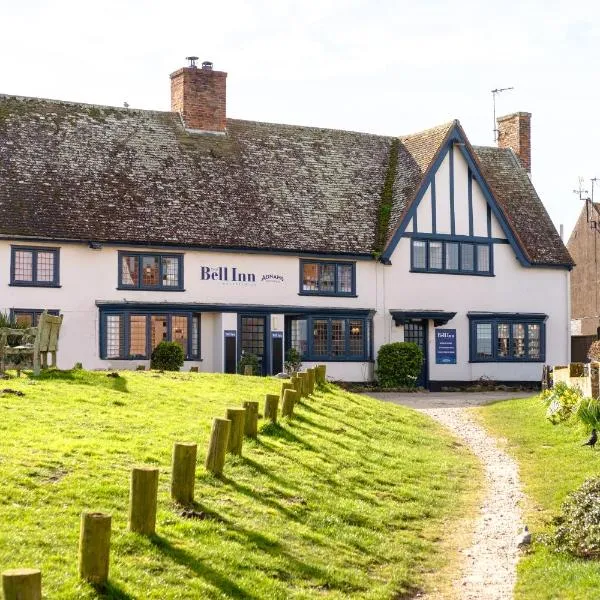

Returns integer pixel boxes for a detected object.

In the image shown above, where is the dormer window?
[410,239,492,276]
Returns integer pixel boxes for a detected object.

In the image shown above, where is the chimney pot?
[201,61,213,70]
[497,112,531,173]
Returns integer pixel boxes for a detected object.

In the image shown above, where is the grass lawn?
[0,370,478,599]
[475,395,600,600]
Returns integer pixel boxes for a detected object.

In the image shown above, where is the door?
[404,320,428,387]
[239,316,268,375]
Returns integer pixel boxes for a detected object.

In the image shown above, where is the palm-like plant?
[576,398,600,430]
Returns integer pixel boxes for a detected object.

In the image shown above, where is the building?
[0,60,573,387]
[567,200,600,360]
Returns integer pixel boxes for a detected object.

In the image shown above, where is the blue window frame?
[285,315,371,361]
[100,310,200,360]
[410,239,493,276]
[9,308,60,327]
[468,313,546,362]
[299,260,356,296]
[118,251,184,291]
[10,246,60,287]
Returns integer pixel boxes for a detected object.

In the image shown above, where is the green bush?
[555,477,600,558]
[150,341,185,371]
[284,348,302,375]
[239,352,260,376]
[541,381,583,424]
[375,342,423,388]
[588,341,600,362]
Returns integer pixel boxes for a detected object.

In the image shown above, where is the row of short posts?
[1,364,327,599]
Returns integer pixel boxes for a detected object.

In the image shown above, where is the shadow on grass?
[91,580,135,600]
[150,534,259,599]
[30,369,130,393]
[259,422,316,451]
[239,455,298,489]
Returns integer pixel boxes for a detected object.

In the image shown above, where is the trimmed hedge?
[150,341,185,371]
[376,342,423,388]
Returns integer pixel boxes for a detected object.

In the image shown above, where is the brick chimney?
[170,59,227,133]
[497,112,531,173]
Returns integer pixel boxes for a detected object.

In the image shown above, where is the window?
[410,239,492,275]
[118,252,183,290]
[300,260,356,296]
[286,315,371,361]
[10,247,60,286]
[469,313,546,362]
[10,309,60,327]
[101,311,200,359]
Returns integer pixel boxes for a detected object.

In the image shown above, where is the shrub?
[376,342,423,388]
[238,352,260,376]
[150,341,185,371]
[542,381,583,424]
[589,341,600,362]
[284,348,302,375]
[576,397,600,430]
[555,477,600,558]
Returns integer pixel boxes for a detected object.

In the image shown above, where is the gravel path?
[368,392,526,600]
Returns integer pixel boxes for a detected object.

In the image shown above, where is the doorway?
[404,320,428,387]
[239,315,268,375]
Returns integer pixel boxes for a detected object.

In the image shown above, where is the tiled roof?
[0,94,572,266]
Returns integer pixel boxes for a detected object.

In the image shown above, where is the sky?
[1,0,599,239]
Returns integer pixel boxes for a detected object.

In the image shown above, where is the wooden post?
[243,401,259,438]
[205,417,231,475]
[264,394,279,423]
[280,382,294,401]
[316,364,326,383]
[171,442,197,505]
[2,569,42,600]
[292,375,303,397]
[244,365,253,376]
[282,388,296,418]
[78,512,111,585]
[226,408,246,455]
[307,368,316,394]
[129,467,159,535]
[298,373,308,397]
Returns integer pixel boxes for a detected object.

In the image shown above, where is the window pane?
[413,241,426,269]
[14,250,33,282]
[162,257,179,287]
[429,242,443,269]
[528,324,541,359]
[461,244,474,271]
[446,243,459,270]
[476,323,492,359]
[302,263,319,292]
[191,315,200,358]
[349,320,364,355]
[337,264,353,293]
[512,323,525,358]
[122,256,138,286]
[291,319,308,357]
[142,256,160,286]
[106,315,122,358]
[313,320,328,355]
[319,264,335,292]
[477,245,490,273]
[171,315,188,355]
[129,315,147,357]
[331,319,346,357]
[14,312,33,327]
[497,323,510,357]
[150,315,168,350]
[36,251,55,282]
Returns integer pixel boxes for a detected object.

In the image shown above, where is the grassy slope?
[475,396,600,600]
[0,370,478,600]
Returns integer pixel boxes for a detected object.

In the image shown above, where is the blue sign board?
[224,330,237,338]
[435,329,456,364]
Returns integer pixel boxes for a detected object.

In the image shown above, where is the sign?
[272,331,283,339]
[224,330,237,338]
[435,329,456,364]
[200,266,284,285]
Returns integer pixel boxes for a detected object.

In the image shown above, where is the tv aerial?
[492,87,514,142]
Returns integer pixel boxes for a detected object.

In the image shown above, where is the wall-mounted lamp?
[88,241,103,250]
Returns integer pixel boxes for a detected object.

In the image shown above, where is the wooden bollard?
[316,364,327,383]
[226,407,246,455]
[171,442,197,505]
[280,381,294,401]
[292,375,303,397]
[264,394,279,423]
[205,418,231,475]
[129,467,159,535]
[79,512,111,585]
[2,568,42,600]
[307,369,316,394]
[244,365,253,376]
[298,373,308,397]
[282,388,296,418]
[243,401,259,438]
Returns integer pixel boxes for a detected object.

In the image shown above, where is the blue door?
[404,321,428,387]
[239,315,268,375]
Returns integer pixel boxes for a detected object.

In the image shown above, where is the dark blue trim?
[10,246,60,287]
[118,251,184,291]
[298,259,356,297]
[413,208,418,233]
[468,171,474,237]
[403,232,509,244]
[238,314,270,376]
[449,144,455,235]
[431,176,437,234]
[390,310,456,327]
[467,312,547,363]
[381,124,535,267]
[487,205,492,238]
[9,308,60,326]
[410,238,493,276]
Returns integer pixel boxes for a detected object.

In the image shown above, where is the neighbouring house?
[0,59,573,387]
[567,200,600,361]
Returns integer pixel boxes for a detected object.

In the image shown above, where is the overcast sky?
[2,0,598,238]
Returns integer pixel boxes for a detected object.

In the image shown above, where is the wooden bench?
[0,311,63,375]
